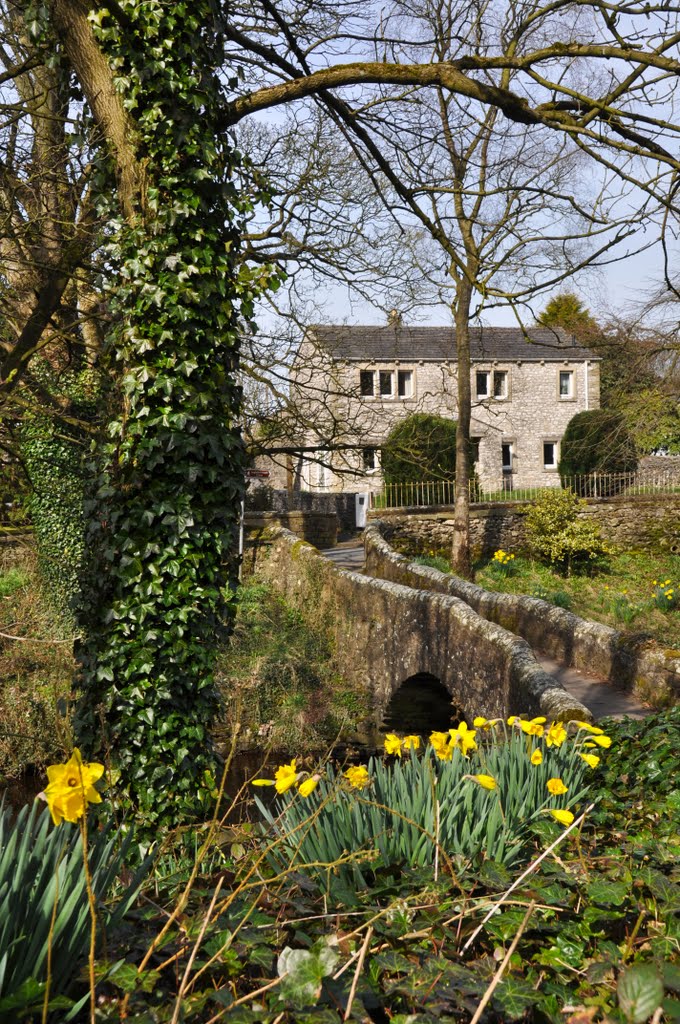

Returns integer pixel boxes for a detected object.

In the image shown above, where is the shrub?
[381,414,458,484]
[524,488,610,573]
[559,410,637,495]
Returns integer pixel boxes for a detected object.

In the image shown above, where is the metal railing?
[370,470,680,510]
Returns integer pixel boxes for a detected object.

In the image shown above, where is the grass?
[215,578,371,753]
[401,542,680,645]
[476,549,680,646]
[0,548,74,780]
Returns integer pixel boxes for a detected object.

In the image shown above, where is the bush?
[524,488,610,573]
[381,414,458,484]
[559,410,637,495]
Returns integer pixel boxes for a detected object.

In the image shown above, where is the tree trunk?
[452,278,473,579]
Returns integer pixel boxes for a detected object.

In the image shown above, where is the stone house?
[286,324,600,494]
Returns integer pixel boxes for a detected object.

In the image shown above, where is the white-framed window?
[543,441,559,469]
[379,370,394,397]
[476,370,490,398]
[470,437,481,464]
[362,447,379,472]
[397,369,414,398]
[493,370,509,399]
[360,369,375,397]
[315,452,331,489]
[559,369,574,399]
[502,442,514,473]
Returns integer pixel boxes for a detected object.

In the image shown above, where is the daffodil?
[252,778,275,787]
[298,776,320,798]
[548,809,574,827]
[429,731,453,760]
[403,734,421,750]
[344,765,370,789]
[589,734,612,748]
[473,716,502,730]
[449,722,477,756]
[384,733,403,757]
[546,777,568,795]
[579,752,600,769]
[42,749,104,826]
[545,722,567,748]
[530,748,543,766]
[520,716,546,738]
[573,721,604,735]
[468,774,497,790]
[274,759,298,794]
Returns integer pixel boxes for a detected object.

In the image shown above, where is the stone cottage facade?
[286,324,600,494]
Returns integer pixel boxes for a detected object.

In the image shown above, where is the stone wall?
[246,488,359,535]
[255,527,593,724]
[365,523,679,706]
[245,511,337,551]
[371,493,680,558]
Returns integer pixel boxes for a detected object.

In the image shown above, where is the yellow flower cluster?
[252,759,321,798]
[493,549,515,564]
[253,759,372,796]
[429,722,477,760]
[383,733,421,757]
[41,749,104,826]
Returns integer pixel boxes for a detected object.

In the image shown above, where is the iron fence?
[370,470,680,510]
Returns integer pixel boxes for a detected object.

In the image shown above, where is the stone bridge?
[254,527,593,725]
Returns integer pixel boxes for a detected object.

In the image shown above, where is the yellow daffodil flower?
[298,776,320,798]
[42,749,104,826]
[384,733,403,757]
[449,722,477,757]
[530,748,543,766]
[589,734,612,748]
[579,752,600,769]
[473,716,502,730]
[549,809,575,827]
[545,722,567,748]
[573,721,604,735]
[468,774,497,790]
[520,716,546,737]
[402,734,421,750]
[252,778,275,787]
[547,777,568,795]
[429,731,453,761]
[274,759,298,794]
[344,764,370,789]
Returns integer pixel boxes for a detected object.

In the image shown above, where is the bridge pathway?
[320,543,651,722]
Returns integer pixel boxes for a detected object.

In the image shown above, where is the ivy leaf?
[618,965,664,1024]
[277,940,339,1009]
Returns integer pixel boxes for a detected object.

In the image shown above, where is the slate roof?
[310,325,599,362]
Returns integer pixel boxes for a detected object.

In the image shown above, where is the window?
[543,441,558,469]
[493,370,508,399]
[316,457,330,489]
[360,370,375,397]
[559,370,574,399]
[502,442,514,473]
[476,371,490,398]
[362,447,379,471]
[397,369,414,398]
[379,370,394,397]
[470,437,481,464]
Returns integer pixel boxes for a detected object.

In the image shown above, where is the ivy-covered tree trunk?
[52,0,270,825]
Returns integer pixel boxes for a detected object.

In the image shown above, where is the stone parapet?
[365,522,679,706]
[245,511,337,550]
[255,527,593,724]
